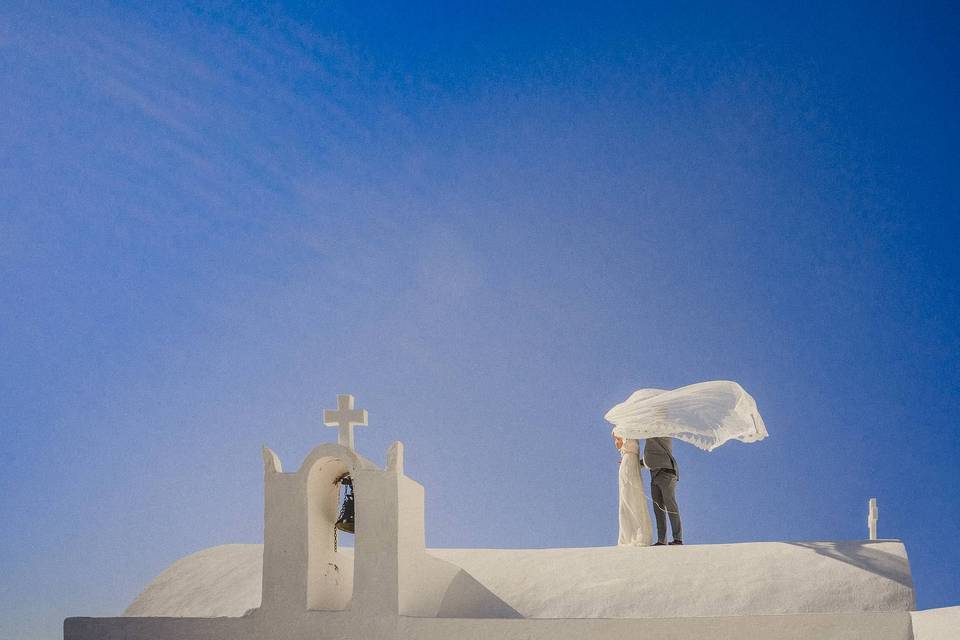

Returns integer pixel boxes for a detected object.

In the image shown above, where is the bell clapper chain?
[332,472,355,552]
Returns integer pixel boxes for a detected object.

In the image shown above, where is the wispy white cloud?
[5,2,419,238]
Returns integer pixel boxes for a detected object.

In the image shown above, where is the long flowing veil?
[605,380,767,452]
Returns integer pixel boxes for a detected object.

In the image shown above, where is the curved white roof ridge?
[124,540,914,619]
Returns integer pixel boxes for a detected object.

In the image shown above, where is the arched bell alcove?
[299,445,365,610]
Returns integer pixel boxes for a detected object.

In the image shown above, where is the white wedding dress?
[618,438,653,546]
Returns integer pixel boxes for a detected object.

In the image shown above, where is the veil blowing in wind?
[604,380,768,452]
[604,380,768,546]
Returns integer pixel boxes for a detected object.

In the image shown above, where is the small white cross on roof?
[323,394,368,451]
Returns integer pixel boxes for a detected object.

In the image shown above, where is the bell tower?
[260,441,370,613]
[258,394,437,620]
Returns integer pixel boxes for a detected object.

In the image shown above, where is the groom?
[640,437,683,545]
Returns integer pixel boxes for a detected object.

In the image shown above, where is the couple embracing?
[614,434,683,547]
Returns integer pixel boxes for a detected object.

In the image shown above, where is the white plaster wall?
[260,444,375,615]
[305,457,352,610]
[351,468,402,617]
[123,545,261,618]
[350,463,519,619]
[427,540,915,618]
[911,605,960,640]
[66,610,914,640]
[260,472,305,614]
[127,540,915,620]
[399,611,914,640]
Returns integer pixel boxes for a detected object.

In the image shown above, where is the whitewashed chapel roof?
[125,540,914,619]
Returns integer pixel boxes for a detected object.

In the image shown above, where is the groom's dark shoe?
[669,540,684,545]
[653,542,667,546]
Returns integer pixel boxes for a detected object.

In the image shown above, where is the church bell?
[335,475,355,534]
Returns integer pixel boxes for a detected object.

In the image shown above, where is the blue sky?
[1,1,958,637]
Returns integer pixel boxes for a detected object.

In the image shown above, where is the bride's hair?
[611,429,623,449]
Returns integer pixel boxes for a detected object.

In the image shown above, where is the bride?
[613,432,654,546]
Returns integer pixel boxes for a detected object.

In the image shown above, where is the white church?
[64,394,945,640]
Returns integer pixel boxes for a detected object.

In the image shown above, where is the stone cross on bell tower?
[324,394,368,451]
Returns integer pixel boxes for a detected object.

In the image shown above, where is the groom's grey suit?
[640,437,683,544]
